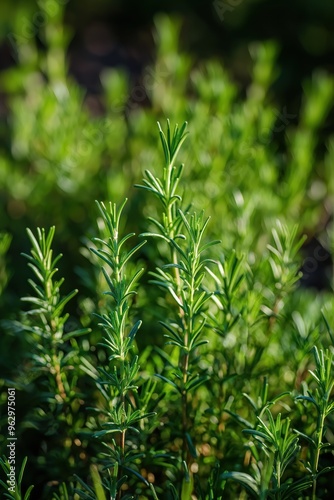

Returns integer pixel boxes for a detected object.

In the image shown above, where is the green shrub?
[0,7,333,500]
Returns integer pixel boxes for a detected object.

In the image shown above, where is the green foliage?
[221,346,334,499]
[83,200,158,498]
[0,227,92,496]
[295,347,334,499]
[138,122,220,490]
[0,7,334,500]
[0,456,34,500]
[19,226,89,399]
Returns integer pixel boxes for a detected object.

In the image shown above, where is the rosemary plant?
[0,456,34,500]
[0,38,333,492]
[78,199,158,499]
[20,226,89,394]
[18,227,90,489]
[217,344,334,499]
[220,380,309,500]
[295,346,334,499]
[221,409,307,500]
[137,121,219,495]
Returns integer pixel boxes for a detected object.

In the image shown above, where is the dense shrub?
[0,6,333,500]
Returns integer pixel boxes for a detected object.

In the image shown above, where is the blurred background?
[0,0,333,317]
[1,0,333,103]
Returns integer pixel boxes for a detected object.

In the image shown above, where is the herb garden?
[0,3,333,499]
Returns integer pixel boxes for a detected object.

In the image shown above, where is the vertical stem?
[149,483,160,500]
[53,354,66,400]
[276,459,281,499]
[165,163,190,465]
[181,353,189,463]
[312,409,326,500]
[118,426,126,499]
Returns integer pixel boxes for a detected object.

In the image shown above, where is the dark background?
[1,0,334,111]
